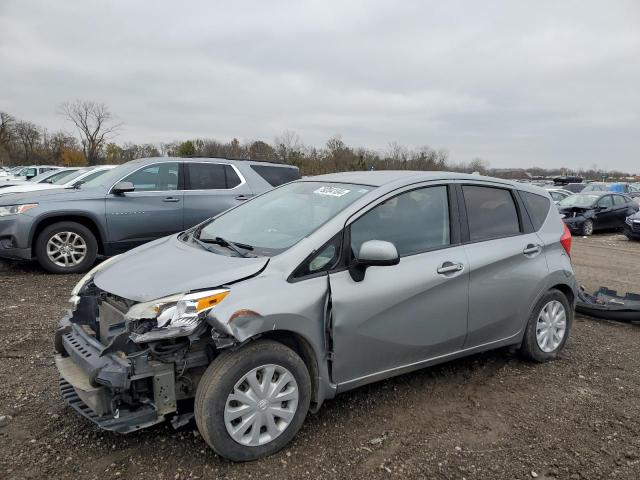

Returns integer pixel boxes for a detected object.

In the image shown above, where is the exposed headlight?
[129,289,230,343]
[70,255,120,301]
[0,203,38,217]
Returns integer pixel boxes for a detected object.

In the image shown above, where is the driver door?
[105,162,184,252]
[328,184,469,389]
[594,195,615,228]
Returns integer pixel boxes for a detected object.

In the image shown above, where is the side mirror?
[112,181,135,195]
[349,240,399,282]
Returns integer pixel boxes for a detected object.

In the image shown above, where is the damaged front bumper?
[54,307,183,433]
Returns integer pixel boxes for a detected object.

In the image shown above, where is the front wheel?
[35,221,98,274]
[580,219,594,236]
[520,289,573,362]
[195,340,311,461]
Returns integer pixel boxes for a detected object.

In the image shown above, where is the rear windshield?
[250,165,300,186]
[521,191,551,230]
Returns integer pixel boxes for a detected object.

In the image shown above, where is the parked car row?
[0,165,116,196]
[0,157,300,272]
[0,165,61,184]
[53,170,576,461]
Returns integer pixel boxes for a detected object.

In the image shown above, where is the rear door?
[328,183,469,387]
[612,195,631,225]
[182,161,254,228]
[460,184,550,348]
[105,161,183,251]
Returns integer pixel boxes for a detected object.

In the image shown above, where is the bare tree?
[58,100,121,165]
[14,121,41,163]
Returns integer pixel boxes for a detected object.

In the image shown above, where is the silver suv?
[55,171,576,461]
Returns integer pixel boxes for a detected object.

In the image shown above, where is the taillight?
[560,223,572,256]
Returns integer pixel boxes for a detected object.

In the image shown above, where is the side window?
[350,185,450,257]
[250,165,301,187]
[225,165,242,188]
[521,191,551,231]
[463,186,521,241]
[292,234,342,278]
[186,163,243,190]
[187,163,226,189]
[121,163,179,191]
[598,195,613,207]
[613,195,626,205]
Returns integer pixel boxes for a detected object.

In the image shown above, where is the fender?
[29,210,108,249]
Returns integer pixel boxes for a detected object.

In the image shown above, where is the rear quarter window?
[521,191,551,230]
[250,165,301,187]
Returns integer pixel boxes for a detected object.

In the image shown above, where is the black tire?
[195,340,311,462]
[580,219,594,236]
[35,221,98,274]
[520,289,573,362]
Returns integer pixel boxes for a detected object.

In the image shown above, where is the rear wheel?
[35,221,98,273]
[195,340,311,461]
[520,289,572,362]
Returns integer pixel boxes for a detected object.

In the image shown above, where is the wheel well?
[551,283,575,307]
[32,216,104,256]
[256,330,320,409]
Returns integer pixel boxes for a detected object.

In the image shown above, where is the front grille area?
[98,299,128,344]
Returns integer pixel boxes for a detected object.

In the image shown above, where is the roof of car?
[126,156,290,167]
[305,170,518,187]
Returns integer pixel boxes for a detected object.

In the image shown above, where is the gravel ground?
[1,233,640,479]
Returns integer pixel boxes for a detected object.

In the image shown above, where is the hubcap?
[224,364,299,446]
[584,221,593,235]
[536,300,567,353]
[46,231,87,267]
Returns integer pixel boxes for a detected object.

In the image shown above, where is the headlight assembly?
[0,203,38,217]
[70,254,120,301]
[129,289,230,343]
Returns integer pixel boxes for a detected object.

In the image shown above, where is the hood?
[0,184,59,196]
[558,205,594,216]
[93,234,269,302]
[0,185,106,205]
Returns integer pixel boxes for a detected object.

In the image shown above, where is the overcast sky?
[1,1,639,170]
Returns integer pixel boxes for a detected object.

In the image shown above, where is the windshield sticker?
[314,186,351,197]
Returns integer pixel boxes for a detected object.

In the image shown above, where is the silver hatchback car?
[55,171,576,461]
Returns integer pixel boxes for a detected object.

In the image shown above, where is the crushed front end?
[54,278,234,433]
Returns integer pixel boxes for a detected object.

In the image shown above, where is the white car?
[0,165,115,196]
[0,165,61,184]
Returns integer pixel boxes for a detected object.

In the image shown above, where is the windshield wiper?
[194,236,254,258]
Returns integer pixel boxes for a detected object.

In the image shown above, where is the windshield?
[41,169,80,184]
[196,181,373,255]
[82,164,129,188]
[559,194,600,207]
[29,170,69,183]
[52,169,88,185]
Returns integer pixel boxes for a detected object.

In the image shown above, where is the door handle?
[437,262,464,275]
[162,197,180,203]
[523,244,542,255]
[235,194,251,201]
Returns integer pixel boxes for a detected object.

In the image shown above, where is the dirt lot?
[1,233,640,479]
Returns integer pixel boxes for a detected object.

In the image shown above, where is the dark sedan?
[558,192,638,236]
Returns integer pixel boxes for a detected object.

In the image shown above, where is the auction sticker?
[314,186,351,197]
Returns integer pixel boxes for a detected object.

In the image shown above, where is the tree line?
[0,101,633,180]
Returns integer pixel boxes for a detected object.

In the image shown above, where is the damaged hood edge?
[93,234,270,303]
